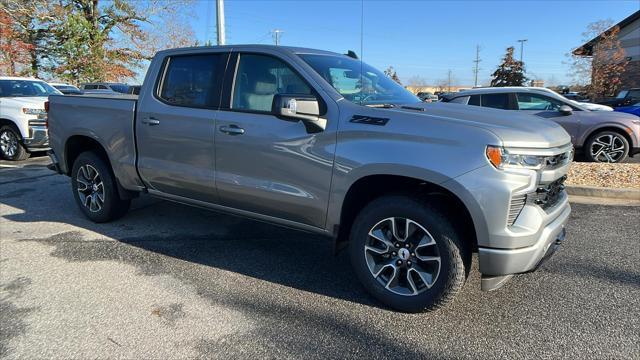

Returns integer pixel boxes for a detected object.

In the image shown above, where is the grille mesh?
[508,194,527,226]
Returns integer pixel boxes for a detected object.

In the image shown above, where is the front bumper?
[478,194,570,275]
[23,125,49,151]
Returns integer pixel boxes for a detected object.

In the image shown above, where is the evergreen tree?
[490,47,526,87]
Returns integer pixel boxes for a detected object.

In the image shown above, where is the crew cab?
[47,45,573,312]
[0,76,61,160]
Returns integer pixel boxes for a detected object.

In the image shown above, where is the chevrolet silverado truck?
[47,45,573,312]
[0,76,61,160]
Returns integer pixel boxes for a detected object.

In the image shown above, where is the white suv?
[0,76,62,160]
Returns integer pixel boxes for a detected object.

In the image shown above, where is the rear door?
[514,92,581,143]
[136,51,230,202]
[213,52,338,228]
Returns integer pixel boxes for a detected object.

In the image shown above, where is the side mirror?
[558,105,573,116]
[272,94,326,133]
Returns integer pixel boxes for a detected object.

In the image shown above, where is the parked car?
[416,92,439,102]
[0,76,61,160]
[535,88,612,111]
[49,82,83,95]
[47,45,572,312]
[80,82,130,94]
[615,102,640,117]
[597,88,640,108]
[442,87,640,163]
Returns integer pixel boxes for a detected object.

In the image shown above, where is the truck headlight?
[486,146,570,170]
[22,108,46,115]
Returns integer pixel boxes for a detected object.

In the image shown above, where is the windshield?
[300,54,419,106]
[109,84,129,93]
[0,80,62,97]
[54,85,80,91]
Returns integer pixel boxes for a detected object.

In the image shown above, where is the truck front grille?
[508,175,567,226]
[528,176,566,210]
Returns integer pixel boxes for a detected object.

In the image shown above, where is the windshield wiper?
[365,103,396,108]
[400,105,425,111]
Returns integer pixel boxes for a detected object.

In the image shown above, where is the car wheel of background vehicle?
[349,195,470,312]
[71,151,130,222]
[585,131,629,163]
[0,125,30,161]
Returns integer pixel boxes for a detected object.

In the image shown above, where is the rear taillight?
[44,101,49,128]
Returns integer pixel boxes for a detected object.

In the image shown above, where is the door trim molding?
[147,189,331,237]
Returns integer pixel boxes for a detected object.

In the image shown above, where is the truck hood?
[393,102,572,148]
[1,96,48,108]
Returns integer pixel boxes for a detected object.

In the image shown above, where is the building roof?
[573,10,640,56]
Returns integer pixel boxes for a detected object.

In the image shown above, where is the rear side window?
[159,54,226,108]
[468,95,480,106]
[84,84,96,90]
[449,96,469,104]
[481,93,510,109]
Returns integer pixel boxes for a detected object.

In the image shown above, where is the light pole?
[216,0,225,45]
[517,39,528,63]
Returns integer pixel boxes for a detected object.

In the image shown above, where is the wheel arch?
[582,125,635,150]
[332,172,484,255]
[64,135,137,200]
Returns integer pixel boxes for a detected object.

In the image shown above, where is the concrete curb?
[565,185,640,200]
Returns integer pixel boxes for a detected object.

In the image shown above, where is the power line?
[473,45,482,88]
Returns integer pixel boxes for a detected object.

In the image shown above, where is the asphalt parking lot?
[1,156,639,359]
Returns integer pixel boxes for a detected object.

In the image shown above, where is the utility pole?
[517,39,527,62]
[272,29,284,45]
[447,69,452,92]
[216,0,225,45]
[473,45,481,88]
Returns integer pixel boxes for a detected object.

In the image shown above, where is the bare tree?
[569,20,629,99]
[406,75,428,87]
[384,66,402,85]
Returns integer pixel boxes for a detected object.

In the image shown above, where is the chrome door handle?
[219,125,245,135]
[141,117,160,126]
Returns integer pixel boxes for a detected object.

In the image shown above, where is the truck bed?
[47,94,144,191]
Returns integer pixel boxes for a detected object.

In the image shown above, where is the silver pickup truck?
[47,45,573,312]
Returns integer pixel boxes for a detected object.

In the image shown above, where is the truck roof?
[156,44,344,57]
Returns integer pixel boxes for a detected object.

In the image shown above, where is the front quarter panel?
[326,102,500,239]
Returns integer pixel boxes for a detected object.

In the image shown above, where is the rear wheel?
[0,125,30,161]
[349,195,470,312]
[585,131,629,163]
[71,152,130,222]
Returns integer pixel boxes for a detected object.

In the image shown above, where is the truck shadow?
[0,170,378,309]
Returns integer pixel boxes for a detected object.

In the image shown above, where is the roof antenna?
[346,50,358,59]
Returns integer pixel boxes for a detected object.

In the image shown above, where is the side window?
[97,85,108,89]
[84,85,96,90]
[232,54,312,112]
[449,96,469,104]
[468,95,480,106]
[481,93,510,110]
[516,93,563,110]
[159,54,225,108]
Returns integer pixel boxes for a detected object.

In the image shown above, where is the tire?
[349,195,470,312]
[0,125,30,161]
[71,151,130,222]
[584,130,629,163]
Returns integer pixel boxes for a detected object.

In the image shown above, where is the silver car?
[442,87,640,163]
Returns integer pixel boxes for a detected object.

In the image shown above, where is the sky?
[186,0,638,87]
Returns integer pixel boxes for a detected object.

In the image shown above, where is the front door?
[136,52,229,202]
[214,52,337,228]
[515,92,581,144]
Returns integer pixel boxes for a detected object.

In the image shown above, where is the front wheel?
[0,125,30,161]
[71,152,130,222]
[349,195,470,312]
[585,131,629,163]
